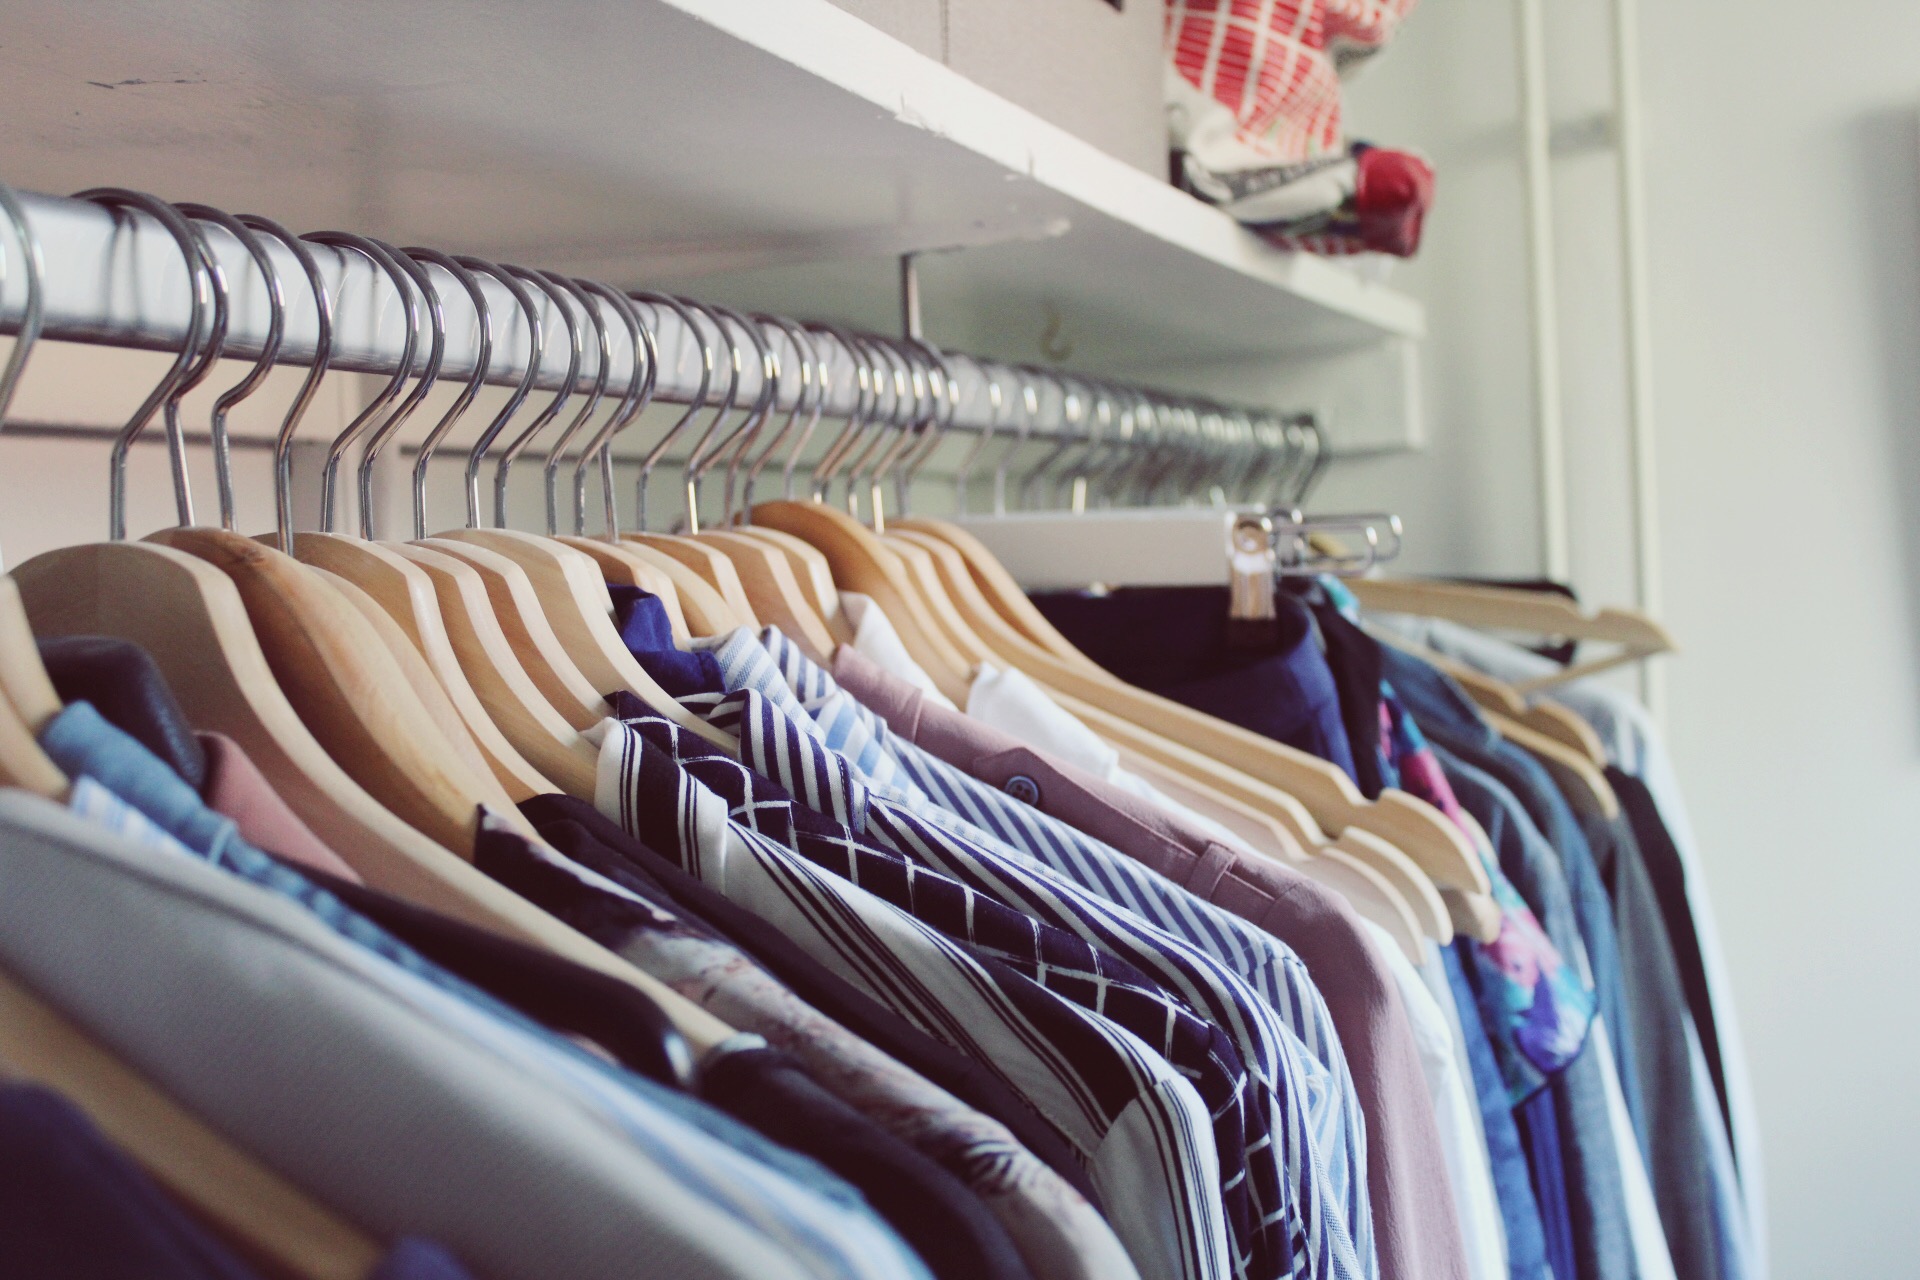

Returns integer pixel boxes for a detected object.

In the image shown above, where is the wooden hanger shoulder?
[431,531,734,752]
[1518,700,1607,765]
[15,541,472,884]
[1329,827,1453,942]
[1348,577,1676,651]
[0,682,68,798]
[882,531,1000,668]
[289,534,557,801]
[1115,750,1312,862]
[411,538,611,729]
[0,576,63,732]
[385,542,599,800]
[891,516,1098,669]
[308,563,536,812]
[553,537,693,646]
[696,529,837,659]
[610,537,743,637]
[0,964,380,1280]
[730,525,852,643]
[623,533,763,629]
[151,528,499,858]
[750,501,974,706]
[904,520,1496,906]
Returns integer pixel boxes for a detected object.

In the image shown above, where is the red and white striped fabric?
[1165,0,1419,168]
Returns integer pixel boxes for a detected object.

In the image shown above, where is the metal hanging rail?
[0,187,1285,443]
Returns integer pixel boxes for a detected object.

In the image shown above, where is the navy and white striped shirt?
[716,627,1372,1252]
[589,712,1235,1280]
[621,640,1372,1280]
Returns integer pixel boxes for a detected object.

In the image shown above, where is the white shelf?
[0,0,1421,377]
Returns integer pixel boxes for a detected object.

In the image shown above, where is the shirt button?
[1003,774,1042,807]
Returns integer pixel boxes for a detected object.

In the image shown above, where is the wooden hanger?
[308,564,531,804]
[880,513,1495,911]
[884,530,1001,666]
[892,516,1099,669]
[385,543,599,799]
[891,518,1477,937]
[292,535,559,800]
[1368,625,1609,765]
[19,542,468,868]
[697,529,837,658]
[623,533,763,629]
[430,531,736,751]
[730,526,855,644]
[22,543,736,1053]
[0,576,63,733]
[0,962,380,1280]
[553,537,693,645]
[751,501,976,705]
[152,529,516,855]
[408,540,611,730]
[0,686,68,798]
[604,537,742,636]
[1127,747,1446,946]
[1305,847,1429,964]
[1346,577,1675,690]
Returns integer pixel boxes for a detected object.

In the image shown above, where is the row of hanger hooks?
[0,181,1340,560]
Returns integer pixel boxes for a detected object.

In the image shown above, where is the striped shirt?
[610,688,1269,1279]
[591,712,1235,1280]
[684,626,1377,1280]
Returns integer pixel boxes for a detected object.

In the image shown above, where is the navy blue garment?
[1376,645,1645,1138]
[609,585,725,697]
[0,1082,265,1279]
[1436,746,1635,1280]
[1029,585,1359,784]
[1515,1088,1579,1280]
[1445,942,1553,1280]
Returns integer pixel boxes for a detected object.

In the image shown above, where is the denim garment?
[43,700,246,862]
[1375,647,1644,1141]
[1435,747,1635,1280]
[1444,944,1552,1280]
[1515,1091,1578,1280]
[1030,585,1360,785]
[42,702,936,1280]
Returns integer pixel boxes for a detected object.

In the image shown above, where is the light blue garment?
[42,701,933,1280]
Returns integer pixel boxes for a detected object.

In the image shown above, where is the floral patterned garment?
[1318,578,1595,1103]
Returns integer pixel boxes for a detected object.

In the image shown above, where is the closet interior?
[0,6,1756,1280]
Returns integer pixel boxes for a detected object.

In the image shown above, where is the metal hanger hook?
[400,248,492,541]
[75,189,212,539]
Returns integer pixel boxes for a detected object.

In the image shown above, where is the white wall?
[1330,4,1920,1275]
